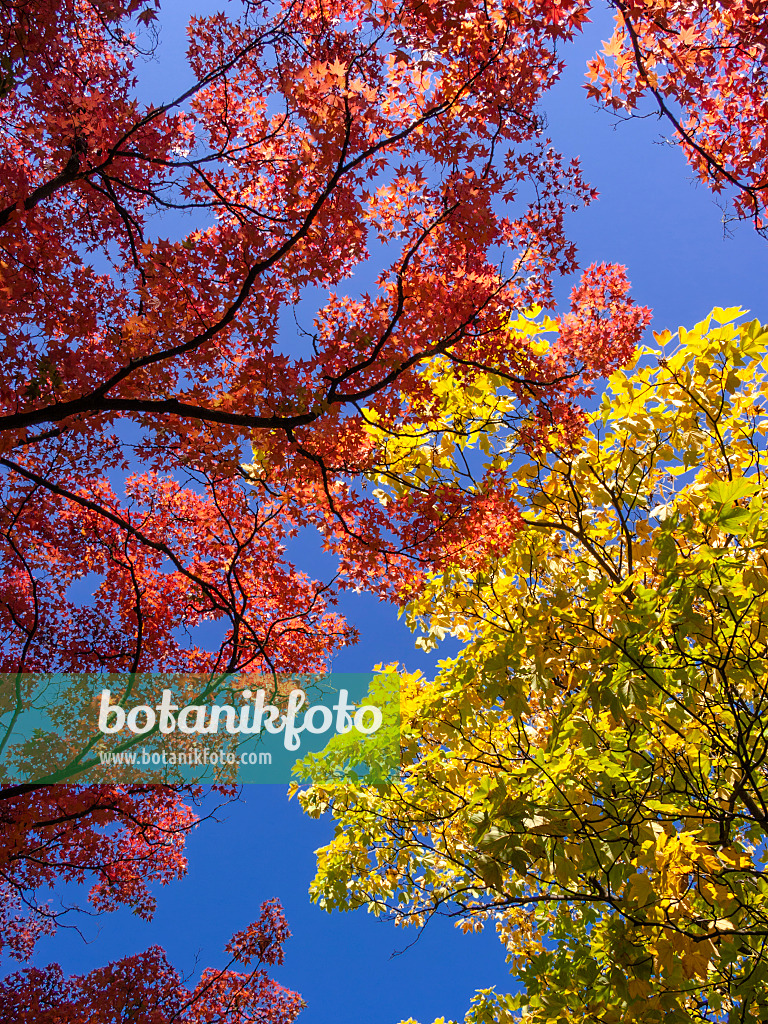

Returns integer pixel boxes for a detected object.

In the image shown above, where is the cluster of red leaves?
[554,262,652,378]
[0,784,199,960]
[588,0,768,230]
[0,898,303,1024]
[0,467,353,677]
[0,785,303,1023]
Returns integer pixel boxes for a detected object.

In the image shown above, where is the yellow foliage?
[300,311,768,1024]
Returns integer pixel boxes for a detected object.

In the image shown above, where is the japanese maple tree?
[0,781,304,1021]
[0,781,212,960]
[0,0,652,693]
[0,0,620,976]
[592,1,768,233]
[0,896,304,1024]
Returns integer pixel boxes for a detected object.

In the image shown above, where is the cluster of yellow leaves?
[299,309,768,1023]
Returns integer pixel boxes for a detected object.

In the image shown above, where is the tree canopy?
[299,309,768,1024]
[0,0,642,687]
[2,0,765,682]
[2,0,768,1020]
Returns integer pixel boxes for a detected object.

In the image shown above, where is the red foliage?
[0,784,200,960]
[0,898,303,1024]
[589,0,768,231]
[555,263,651,377]
[0,0,648,666]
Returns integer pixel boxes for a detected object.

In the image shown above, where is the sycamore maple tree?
[298,311,768,1023]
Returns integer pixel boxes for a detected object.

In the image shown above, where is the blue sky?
[22,3,768,1023]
